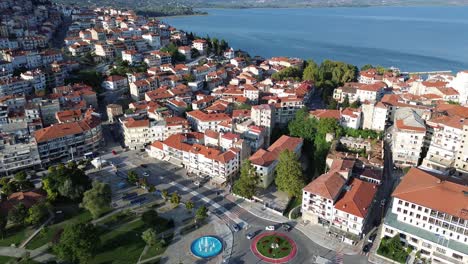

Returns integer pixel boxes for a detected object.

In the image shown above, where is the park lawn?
[0,225,35,247]
[26,208,92,250]
[256,235,293,259]
[90,219,148,264]
[0,255,15,263]
[98,211,134,229]
[140,233,173,261]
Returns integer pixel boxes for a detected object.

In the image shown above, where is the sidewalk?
[229,195,361,256]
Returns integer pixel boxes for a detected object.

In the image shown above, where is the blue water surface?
[191,236,223,258]
[163,7,468,72]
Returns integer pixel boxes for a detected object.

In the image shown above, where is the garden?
[256,234,293,259]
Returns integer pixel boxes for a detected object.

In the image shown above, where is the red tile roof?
[187,110,231,122]
[334,178,378,218]
[393,168,468,220]
[250,135,303,166]
[309,109,340,120]
[303,171,346,200]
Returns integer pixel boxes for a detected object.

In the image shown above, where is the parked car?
[246,232,255,240]
[142,172,149,177]
[265,225,275,231]
[141,164,147,168]
[368,234,377,243]
[380,199,386,207]
[232,224,240,232]
[282,223,292,231]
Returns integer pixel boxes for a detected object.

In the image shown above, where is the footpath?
[226,194,361,256]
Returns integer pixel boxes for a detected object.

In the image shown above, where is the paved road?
[97,149,371,264]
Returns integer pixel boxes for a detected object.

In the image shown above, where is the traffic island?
[250,232,297,263]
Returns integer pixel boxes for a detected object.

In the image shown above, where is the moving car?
[265,225,275,231]
[246,232,255,239]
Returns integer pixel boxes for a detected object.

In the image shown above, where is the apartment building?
[122,116,190,150]
[341,108,362,130]
[422,116,467,174]
[148,132,239,185]
[102,75,128,91]
[381,168,468,264]
[361,102,387,131]
[249,135,303,188]
[333,82,387,103]
[34,109,102,164]
[454,123,468,180]
[186,110,231,132]
[129,78,157,101]
[0,135,41,176]
[391,108,426,167]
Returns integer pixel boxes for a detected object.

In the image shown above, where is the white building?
[340,108,362,130]
[391,108,426,167]
[361,102,387,131]
[381,168,468,264]
[449,70,468,105]
[142,33,161,49]
[102,75,128,91]
[186,110,231,132]
[251,104,275,145]
[454,123,468,180]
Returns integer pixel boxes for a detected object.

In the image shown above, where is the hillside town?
[0,1,467,264]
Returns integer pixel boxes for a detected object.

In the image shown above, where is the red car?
[112,150,117,155]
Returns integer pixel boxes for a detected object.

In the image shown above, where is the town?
[0,1,467,264]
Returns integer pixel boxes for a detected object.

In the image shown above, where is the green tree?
[54,223,99,264]
[0,213,7,239]
[195,205,208,222]
[170,192,180,206]
[302,60,318,81]
[185,200,194,212]
[271,67,303,81]
[328,99,338,109]
[141,228,157,246]
[162,189,169,201]
[342,95,350,108]
[80,181,112,219]
[8,203,28,225]
[350,98,361,108]
[43,163,91,201]
[288,107,316,141]
[360,64,374,71]
[26,202,49,226]
[233,160,260,199]
[14,171,27,181]
[275,150,305,197]
[142,210,158,227]
[127,171,138,185]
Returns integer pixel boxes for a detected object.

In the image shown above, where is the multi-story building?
[102,75,128,91]
[251,104,275,145]
[34,109,102,164]
[129,78,157,101]
[381,168,468,264]
[454,123,468,180]
[186,110,231,132]
[391,108,426,167]
[361,102,387,131]
[273,96,304,127]
[449,71,468,105]
[422,116,466,174]
[333,82,387,103]
[122,116,190,150]
[192,39,207,54]
[106,104,123,123]
[0,135,41,176]
[340,108,362,130]
[250,135,303,188]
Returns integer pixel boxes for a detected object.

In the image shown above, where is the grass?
[26,205,92,250]
[0,225,35,247]
[141,233,173,261]
[256,235,293,259]
[0,256,15,263]
[90,219,148,264]
[0,256,40,264]
[99,211,134,229]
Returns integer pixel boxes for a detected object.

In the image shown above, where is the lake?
[163,7,468,72]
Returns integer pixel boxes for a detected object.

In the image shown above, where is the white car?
[265,225,275,231]
[142,172,149,177]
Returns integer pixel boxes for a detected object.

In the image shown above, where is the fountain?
[191,236,223,258]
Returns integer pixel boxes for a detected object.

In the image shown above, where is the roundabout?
[250,232,297,263]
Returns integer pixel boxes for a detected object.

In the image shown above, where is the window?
[452,253,463,260]
[436,247,446,254]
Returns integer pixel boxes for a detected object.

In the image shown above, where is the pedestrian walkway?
[228,194,361,255]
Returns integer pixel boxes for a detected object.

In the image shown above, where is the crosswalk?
[334,252,344,264]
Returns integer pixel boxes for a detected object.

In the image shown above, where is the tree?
[170,192,180,206]
[275,150,305,197]
[26,202,49,226]
[42,163,91,201]
[195,205,208,222]
[127,171,138,185]
[54,223,99,264]
[14,171,27,181]
[141,228,158,246]
[342,95,350,108]
[80,181,112,219]
[360,64,374,71]
[302,60,318,81]
[328,99,338,109]
[185,200,194,212]
[162,189,169,201]
[141,210,158,227]
[271,67,303,81]
[233,160,260,199]
[8,203,28,225]
[350,98,361,109]
[0,213,7,239]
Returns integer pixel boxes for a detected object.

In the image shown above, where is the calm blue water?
[163,7,468,72]
[190,236,223,258]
